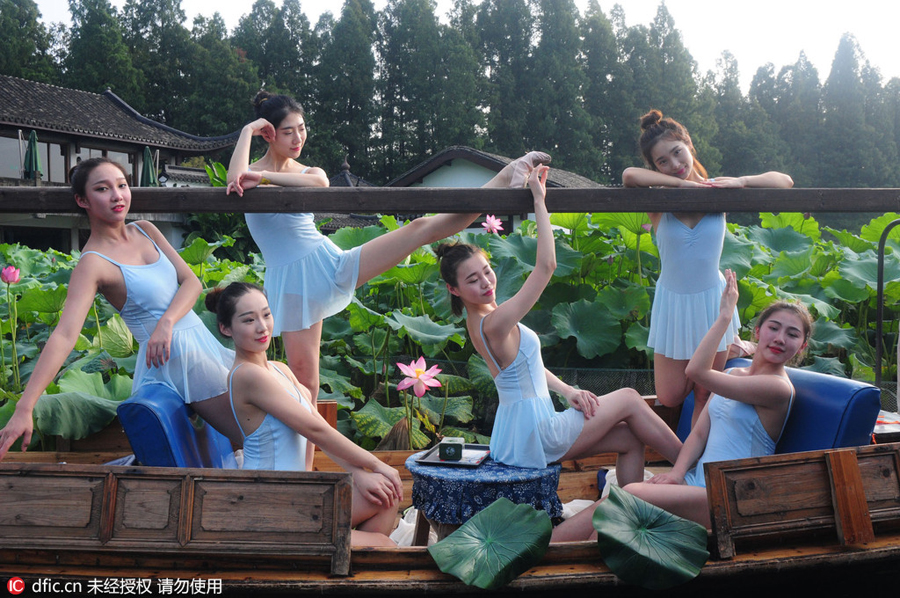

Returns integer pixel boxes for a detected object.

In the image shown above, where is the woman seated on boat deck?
[550,270,811,541]
[0,158,234,461]
[207,282,402,547]
[436,165,682,482]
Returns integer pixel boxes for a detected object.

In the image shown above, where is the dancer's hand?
[0,408,33,460]
[353,470,400,508]
[645,471,685,485]
[719,269,739,318]
[145,322,173,368]
[225,171,264,197]
[245,118,276,143]
[567,388,601,419]
[528,164,550,203]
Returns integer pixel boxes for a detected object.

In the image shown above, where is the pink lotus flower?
[1,266,19,284]
[641,223,652,232]
[396,356,442,397]
[481,215,504,234]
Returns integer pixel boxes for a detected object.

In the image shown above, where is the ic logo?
[7,577,24,595]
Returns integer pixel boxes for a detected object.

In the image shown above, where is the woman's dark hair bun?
[204,286,224,314]
[640,109,663,131]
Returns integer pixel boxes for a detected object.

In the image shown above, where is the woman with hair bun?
[0,158,234,459]
[622,109,794,426]
[206,282,401,547]
[227,90,549,421]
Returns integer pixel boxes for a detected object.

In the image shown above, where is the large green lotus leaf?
[592,485,709,590]
[179,236,234,265]
[381,261,438,285]
[466,354,498,400]
[17,284,67,314]
[57,369,132,402]
[33,391,120,439]
[491,256,526,304]
[550,212,592,234]
[745,224,812,255]
[859,212,900,244]
[592,212,651,237]
[721,231,755,278]
[329,224,385,250]
[418,394,474,424]
[596,282,651,321]
[839,249,900,291]
[319,366,363,399]
[551,299,621,359]
[385,312,466,357]
[347,299,385,332]
[428,497,551,590]
[808,319,858,353]
[824,227,875,254]
[95,313,137,357]
[801,356,848,376]
[625,321,651,355]
[760,212,821,242]
[488,233,581,277]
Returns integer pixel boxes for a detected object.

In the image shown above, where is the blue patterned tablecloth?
[405,453,562,524]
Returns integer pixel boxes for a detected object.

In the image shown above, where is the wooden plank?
[2,185,900,214]
[827,449,875,546]
[706,443,900,559]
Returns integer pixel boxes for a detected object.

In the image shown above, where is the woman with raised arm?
[551,270,811,540]
[0,158,235,459]
[227,90,548,415]
[207,282,402,547]
[436,166,682,483]
[623,109,794,426]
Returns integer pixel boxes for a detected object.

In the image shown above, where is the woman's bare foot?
[505,151,552,188]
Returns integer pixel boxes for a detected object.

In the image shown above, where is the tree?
[0,0,58,82]
[312,0,378,176]
[527,0,598,178]
[64,0,144,104]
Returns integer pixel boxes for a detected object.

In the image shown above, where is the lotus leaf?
[428,497,551,590]
[33,391,120,439]
[592,485,709,590]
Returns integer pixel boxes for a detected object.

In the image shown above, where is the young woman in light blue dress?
[0,158,235,459]
[227,90,547,424]
[437,165,682,482]
[623,109,794,426]
[551,271,811,540]
[207,282,402,547]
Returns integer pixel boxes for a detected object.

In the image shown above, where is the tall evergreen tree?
[0,0,58,82]
[120,0,193,124]
[64,0,144,104]
[312,0,378,176]
[183,14,260,138]
[528,0,597,178]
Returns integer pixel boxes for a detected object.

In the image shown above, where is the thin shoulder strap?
[79,222,158,266]
[775,381,795,443]
[270,363,311,408]
[228,363,248,440]
[479,316,502,371]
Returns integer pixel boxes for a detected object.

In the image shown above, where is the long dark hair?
[638,109,708,179]
[435,242,487,316]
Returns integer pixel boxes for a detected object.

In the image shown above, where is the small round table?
[405,453,563,544]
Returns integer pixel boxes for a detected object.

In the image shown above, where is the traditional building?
[0,74,239,250]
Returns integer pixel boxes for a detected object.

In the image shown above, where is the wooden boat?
[3,408,899,596]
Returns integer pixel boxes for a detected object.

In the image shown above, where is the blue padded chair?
[676,358,881,453]
[117,383,237,468]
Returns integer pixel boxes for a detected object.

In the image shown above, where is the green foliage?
[2,208,899,450]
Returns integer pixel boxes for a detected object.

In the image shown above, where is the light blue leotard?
[228,362,311,471]
[684,377,794,488]
[648,212,740,359]
[245,167,362,335]
[81,223,233,403]
[481,319,584,469]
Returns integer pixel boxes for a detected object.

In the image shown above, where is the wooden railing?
[0,185,898,214]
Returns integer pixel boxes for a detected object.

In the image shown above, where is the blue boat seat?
[676,358,881,453]
[117,383,237,468]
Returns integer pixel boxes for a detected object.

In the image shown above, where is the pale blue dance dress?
[228,362,312,471]
[648,212,740,360]
[481,319,584,469]
[82,223,234,403]
[683,379,793,488]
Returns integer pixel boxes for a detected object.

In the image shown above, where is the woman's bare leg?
[623,481,711,527]
[560,388,682,469]
[351,482,398,540]
[654,351,728,427]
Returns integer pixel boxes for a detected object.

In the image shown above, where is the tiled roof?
[386,145,603,188]
[0,75,239,152]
